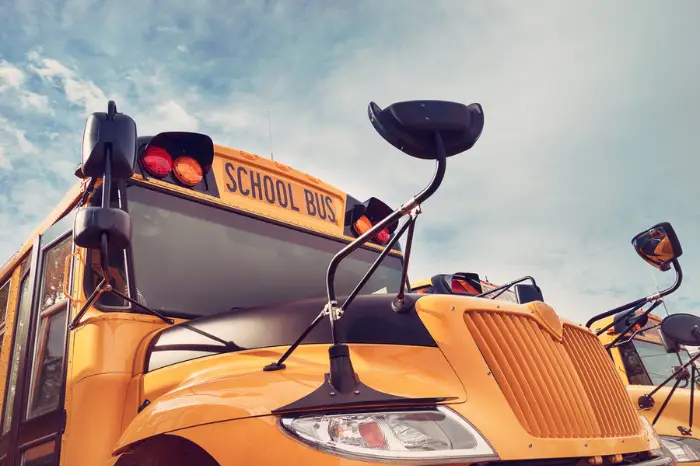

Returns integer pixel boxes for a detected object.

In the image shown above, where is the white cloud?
[26,50,112,114]
[176,44,188,53]
[138,100,200,135]
[0,60,24,91]
[0,146,11,170]
[19,91,51,113]
[13,129,37,154]
[0,58,52,114]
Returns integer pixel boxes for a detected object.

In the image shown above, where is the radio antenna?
[268,107,274,161]
[649,268,672,317]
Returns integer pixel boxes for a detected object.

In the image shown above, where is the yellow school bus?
[592,311,700,465]
[413,223,697,466]
[0,99,668,466]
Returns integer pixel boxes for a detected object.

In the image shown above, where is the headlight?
[280,406,498,463]
[660,436,700,463]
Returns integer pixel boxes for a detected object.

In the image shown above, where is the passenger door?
[0,213,75,466]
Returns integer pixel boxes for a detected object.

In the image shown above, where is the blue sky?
[0,0,698,323]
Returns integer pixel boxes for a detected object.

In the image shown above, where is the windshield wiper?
[69,234,174,330]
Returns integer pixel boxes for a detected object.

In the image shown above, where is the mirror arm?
[639,349,700,417]
[340,215,415,315]
[325,131,448,319]
[686,364,696,435]
[594,300,645,336]
[476,276,537,299]
[648,376,684,426]
[604,300,663,349]
[586,259,683,329]
[392,210,419,313]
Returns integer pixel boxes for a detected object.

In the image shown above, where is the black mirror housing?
[660,313,700,346]
[632,222,683,272]
[368,100,484,160]
[73,207,132,250]
[81,110,137,179]
[514,284,544,304]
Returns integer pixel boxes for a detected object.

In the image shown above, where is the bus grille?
[463,311,641,439]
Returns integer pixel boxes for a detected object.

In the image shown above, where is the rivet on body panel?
[451,306,455,311]
[528,444,532,448]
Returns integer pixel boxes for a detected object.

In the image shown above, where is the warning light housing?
[346,197,397,246]
[137,132,214,189]
[613,309,650,334]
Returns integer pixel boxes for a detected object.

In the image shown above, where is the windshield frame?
[82,179,406,319]
[618,337,698,388]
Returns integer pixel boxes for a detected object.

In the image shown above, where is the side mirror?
[368,100,484,160]
[660,313,700,347]
[73,101,135,252]
[632,222,683,272]
[514,284,544,304]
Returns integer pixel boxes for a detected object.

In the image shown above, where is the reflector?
[142,146,173,178]
[173,156,204,187]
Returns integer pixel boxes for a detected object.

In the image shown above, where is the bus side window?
[618,342,653,385]
[0,279,11,355]
[1,259,31,434]
[26,235,72,419]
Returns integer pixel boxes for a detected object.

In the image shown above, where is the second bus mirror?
[660,313,700,347]
[632,222,683,272]
[73,206,132,251]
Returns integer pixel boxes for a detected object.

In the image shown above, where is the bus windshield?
[619,339,697,387]
[88,184,404,318]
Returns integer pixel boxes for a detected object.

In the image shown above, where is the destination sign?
[216,159,343,227]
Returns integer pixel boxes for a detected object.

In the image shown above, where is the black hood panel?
[145,293,436,372]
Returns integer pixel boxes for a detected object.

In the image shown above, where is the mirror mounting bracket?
[266,99,485,413]
[586,259,683,330]
[639,349,700,432]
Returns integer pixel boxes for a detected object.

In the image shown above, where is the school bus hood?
[627,384,700,441]
[116,343,466,453]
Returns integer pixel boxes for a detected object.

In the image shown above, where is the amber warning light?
[346,197,397,246]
